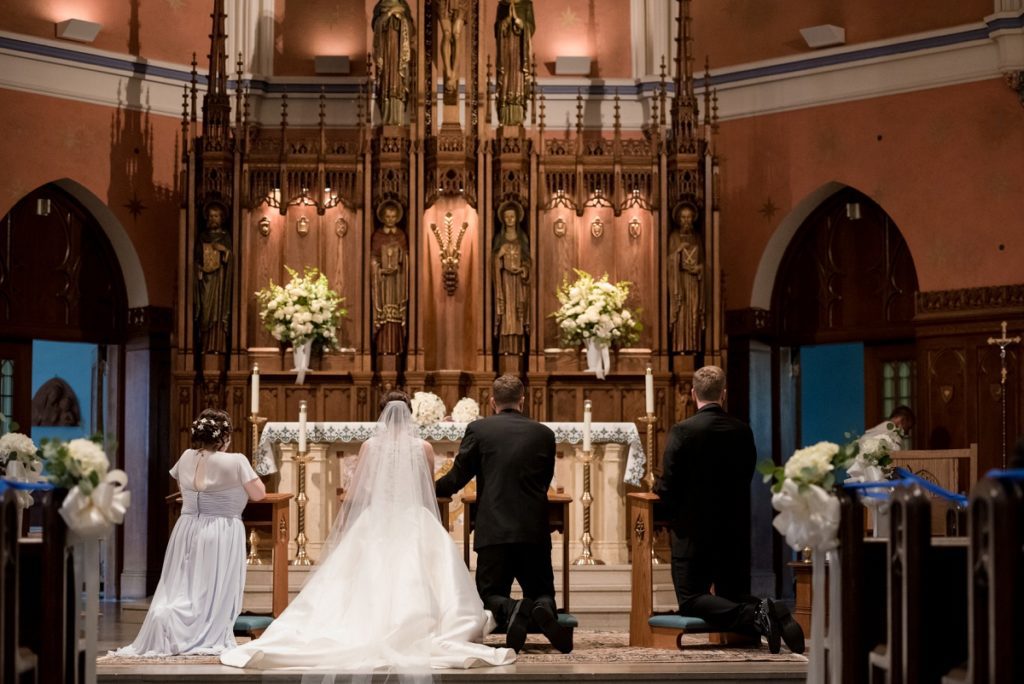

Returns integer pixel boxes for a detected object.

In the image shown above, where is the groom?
[435,374,573,653]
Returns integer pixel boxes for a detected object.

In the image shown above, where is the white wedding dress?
[220,402,515,678]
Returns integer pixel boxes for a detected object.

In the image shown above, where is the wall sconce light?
[314,55,351,75]
[590,217,605,238]
[36,198,52,216]
[258,216,271,236]
[553,217,567,238]
[430,212,469,296]
[799,25,845,49]
[55,19,102,43]
[628,217,641,239]
[296,216,310,236]
[555,56,592,76]
[846,202,861,220]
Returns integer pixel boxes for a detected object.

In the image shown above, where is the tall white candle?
[251,364,260,415]
[298,400,307,453]
[583,399,592,452]
[645,366,655,414]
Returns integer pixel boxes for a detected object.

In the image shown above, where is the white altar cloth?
[256,421,647,486]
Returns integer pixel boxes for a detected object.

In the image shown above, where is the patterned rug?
[97,631,806,666]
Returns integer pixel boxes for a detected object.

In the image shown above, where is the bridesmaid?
[113,409,265,656]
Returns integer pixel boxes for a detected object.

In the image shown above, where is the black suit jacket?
[653,404,756,557]
[435,409,556,550]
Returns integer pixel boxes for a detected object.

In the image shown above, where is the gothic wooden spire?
[671,0,699,152]
[202,0,231,144]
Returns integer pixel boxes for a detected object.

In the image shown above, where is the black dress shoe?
[772,601,805,654]
[506,599,534,652]
[754,598,782,654]
[531,602,573,654]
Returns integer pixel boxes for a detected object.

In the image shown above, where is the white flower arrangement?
[411,392,447,427]
[40,436,130,538]
[451,397,481,423]
[0,431,42,509]
[255,266,347,349]
[783,442,839,484]
[552,270,642,347]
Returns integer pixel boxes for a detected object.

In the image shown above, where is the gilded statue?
[493,201,531,354]
[438,0,466,106]
[372,0,414,126]
[371,200,409,355]
[669,204,704,353]
[495,0,535,127]
[195,201,232,353]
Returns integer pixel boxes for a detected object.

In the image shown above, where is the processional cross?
[987,321,1021,468]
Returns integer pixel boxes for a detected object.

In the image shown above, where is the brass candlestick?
[290,447,314,566]
[572,448,605,566]
[246,529,263,565]
[638,412,665,565]
[248,413,268,469]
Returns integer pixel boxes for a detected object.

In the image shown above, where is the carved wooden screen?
[0,185,128,343]
[771,188,918,345]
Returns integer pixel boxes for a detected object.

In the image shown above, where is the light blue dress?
[114,449,258,656]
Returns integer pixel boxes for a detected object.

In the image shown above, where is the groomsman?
[435,374,573,653]
[655,365,805,654]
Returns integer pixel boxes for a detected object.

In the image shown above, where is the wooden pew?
[942,474,1024,684]
[1,490,37,684]
[868,484,968,684]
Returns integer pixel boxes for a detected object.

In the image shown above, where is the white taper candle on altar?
[583,399,592,452]
[298,400,307,453]
[251,364,260,415]
[645,366,655,414]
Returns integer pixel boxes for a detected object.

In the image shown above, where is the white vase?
[292,339,314,385]
[585,339,611,380]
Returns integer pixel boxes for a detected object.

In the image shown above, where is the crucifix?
[987,321,1021,468]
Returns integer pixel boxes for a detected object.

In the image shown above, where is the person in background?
[113,409,265,656]
[862,405,915,449]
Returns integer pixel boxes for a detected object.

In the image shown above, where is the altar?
[255,421,647,565]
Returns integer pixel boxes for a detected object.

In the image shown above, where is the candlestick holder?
[572,448,605,566]
[248,413,268,469]
[637,412,665,565]
[290,446,314,566]
[246,529,263,565]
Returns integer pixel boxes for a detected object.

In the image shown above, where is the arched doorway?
[0,182,129,595]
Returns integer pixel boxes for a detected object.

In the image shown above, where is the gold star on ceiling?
[759,198,778,221]
[560,6,580,29]
[124,193,147,219]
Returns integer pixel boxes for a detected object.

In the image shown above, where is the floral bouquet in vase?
[0,425,41,509]
[41,436,130,539]
[256,266,347,384]
[451,397,481,423]
[552,270,642,379]
[411,392,447,427]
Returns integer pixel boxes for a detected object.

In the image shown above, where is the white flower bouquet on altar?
[552,270,642,379]
[40,436,130,539]
[451,397,481,423]
[411,392,447,427]
[255,266,347,383]
[0,426,42,509]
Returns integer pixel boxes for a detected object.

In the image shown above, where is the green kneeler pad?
[234,614,274,636]
[647,614,713,631]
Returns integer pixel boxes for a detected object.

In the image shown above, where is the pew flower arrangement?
[451,397,481,423]
[553,270,642,379]
[40,436,130,538]
[847,423,901,484]
[256,266,347,383]
[0,427,42,508]
[411,392,447,427]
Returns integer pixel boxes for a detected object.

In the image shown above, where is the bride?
[219,392,515,676]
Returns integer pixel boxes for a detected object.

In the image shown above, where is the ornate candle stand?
[290,445,314,566]
[638,412,665,564]
[246,413,268,565]
[572,447,605,566]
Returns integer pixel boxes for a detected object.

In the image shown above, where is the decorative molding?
[915,284,1024,315]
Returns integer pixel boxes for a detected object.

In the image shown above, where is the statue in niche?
[495,0,535,127]
[32,378,81,426]
[668,204,704,354]
[372,0,415,126]
[195,200,233,353]
[492,200,531,354]
[439,0,466,106]
[371,200,409,355]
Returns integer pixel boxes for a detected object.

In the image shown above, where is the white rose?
[784,441,838,482]
[451,397,481,423]
[68,439,109,479]
[0,432,37,459]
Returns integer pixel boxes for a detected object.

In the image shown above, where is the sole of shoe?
[532,604,573,654]
[762,599,782,654]
[773,602,806,654]
[506,599,533,653]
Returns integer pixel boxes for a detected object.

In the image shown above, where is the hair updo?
[191,408,232,448]
[379,390,412,412]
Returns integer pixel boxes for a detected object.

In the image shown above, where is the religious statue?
[195,200,232,353]
[372,0,414,126]
[494,0,535,127]
[371,200,409,355]
[492,200,531,354]
[438,0,466,106]
[669,204,704,353]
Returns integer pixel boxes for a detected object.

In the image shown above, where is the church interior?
[1,0,1022,682]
